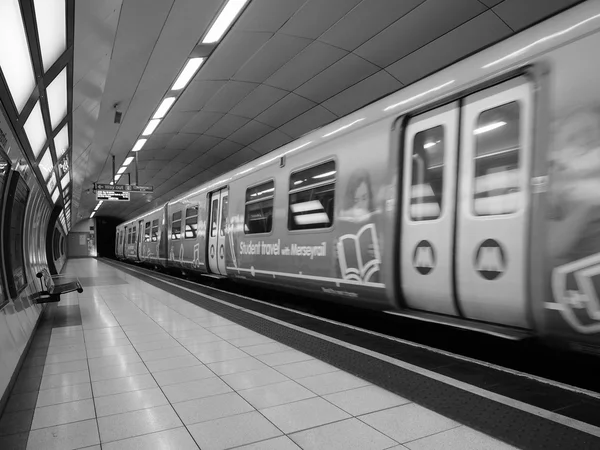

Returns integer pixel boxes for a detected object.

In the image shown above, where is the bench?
[31,268,83,304]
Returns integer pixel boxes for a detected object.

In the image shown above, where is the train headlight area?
[3,0,600,449]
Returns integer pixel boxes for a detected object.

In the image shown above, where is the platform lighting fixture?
[132,139,147,152]
[24,102,46,158]
[474,121,506,135]
[46,67,68,129]
[114,174,122,182]
[123,156,134,166]
[117,167,127,175]
[153,97,176,118]
[172,59,205,90]
[142,119,161,136]
[90,211,96,218]
[202,0,249,43]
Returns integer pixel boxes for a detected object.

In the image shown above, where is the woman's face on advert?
[354,181,369,213]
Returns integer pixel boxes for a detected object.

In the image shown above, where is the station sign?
[96,190,130,201]
[96,183,154,193]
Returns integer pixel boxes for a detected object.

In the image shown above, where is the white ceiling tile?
[265,40,347,91]
[196,31,273,81]
[250,129,293,154]
[174,150,202,164]
[228,120,274,145]
[493,0,581,32]
[319,0,425,51]
[187,135,223,153]
[181,111,225,134]
[230,84,288,118]
[233,33,312,83]
[255,93,316,128]
[204,140,244,161]
[205,114,250,139]
[210,158,239,174]
[355,0,486,67]
[226,146,260,166]
[203,81,259,113]
[165,133,198,149]
[235,0,306,32]
[322,70,403,117]
[174,80,226,112]
[279,105,337,139]
[387,11,511,85]
[144,133,175,150]
[294,53,379,103]
[278,0,362,39]
[157,111,196,133]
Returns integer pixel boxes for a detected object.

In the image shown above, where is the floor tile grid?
[91,277,411,449]
[80,321,106,448]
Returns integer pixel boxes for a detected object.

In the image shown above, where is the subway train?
[117,1,600,355]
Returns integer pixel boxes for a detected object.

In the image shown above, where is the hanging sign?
[96,190,130,201]
[96,183,154,193]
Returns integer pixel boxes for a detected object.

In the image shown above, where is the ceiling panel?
[205,114,250,139]
[318,0,425,51]
[227,146,260,166]
[279,105,337,139]
[480,0,503,6]
[187,134,223,153]
[235,0,306,33]
[265,41,348,92]
[250,129,293,154]
[165,133,197,149]
[355,0,486,68]
[233,33,312,83]
[494,0,582,32]
[144,133,175,150]
[180,111,225,135]
[230,84,288,118]
[256,93,317,129]
[387,11,512,85]
[322,70,403,117]
[203,81,259,113]
[204,139,244,161]
[278,0,363,39]
[157,111,196,133]
[173,80,226,113]
[294,53,379,103]
[228,120,274,146]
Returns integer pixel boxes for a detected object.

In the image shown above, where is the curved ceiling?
[72,0,582,223]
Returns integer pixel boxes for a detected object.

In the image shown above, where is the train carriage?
[117,0,600,354]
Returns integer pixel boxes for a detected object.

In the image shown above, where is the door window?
[151,219,159,242]
[171,211,182,240]
[185,206,198,239]
[210,198,219,237]
[220,196,228,237]
[144,222,151,242]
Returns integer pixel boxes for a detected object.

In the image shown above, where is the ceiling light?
[0,0,36,112]
[172,59,204,91]
[474,121,506,135]
[24,102,46,158]
[142,119,160,136]
[61,172,70,188]
[132,139,147,152]
[54,123,69,159]
[114,174,121,182]
[154,97,176,118]
[90,211,96,218]
[109,181,114,185]
[94,202,102,211]
[424,141,439,149]
[47,173,57,193]
[39,148,53,180]
[46,67,67,129]
[123,156,134,166]
[202,0,249,44]
[117,167,126,174]
[33,0,66,71]
[51,188,59,204]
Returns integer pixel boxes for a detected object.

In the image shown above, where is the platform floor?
[0,259,517,450]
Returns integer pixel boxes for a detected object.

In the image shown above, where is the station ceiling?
[72,0,582,222]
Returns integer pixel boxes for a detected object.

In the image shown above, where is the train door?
[400,102,460,316]
[207,188,228,275]
[456,77,532,328]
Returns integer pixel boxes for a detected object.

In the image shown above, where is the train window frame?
[185,205,199,240]
[171,210,182,240]
[407,125,446,222]
[127,228,131,244]
[144,221,151,242]
[471,100,522,217]
[131,226,137,245]
[210,197,219,238]
[151,219,159,242]
[244,179,275,235]
[287,159,336,233]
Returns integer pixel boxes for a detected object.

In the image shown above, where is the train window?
[220,196,228,237]
[244,181,274,234]
[151,219,159,242]
[210,198,218,237]
[127,228,131,244]
[132,226,137,244]
[185,206,198,239]
[172,211,182,240]
[473,101,521,216]
[144,222,151,242]
[410,126,444,221]
[288,161,335,231]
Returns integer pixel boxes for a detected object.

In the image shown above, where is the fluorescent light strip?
[117,167,127,174]
[322,118,364,138]
[173,58,205,90]
[114,174,121,182]
[202,0,249,44]
[90,211,96,218]
[313,170,336,179]
[154,97,176,119]
[132,139,147,152]
[142,119,161,136]
[123,156,134,166]
[290,200,324,214]
[474,121,506,135]
[294,213,330,226]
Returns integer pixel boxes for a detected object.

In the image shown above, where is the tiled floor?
[0,259,517,449]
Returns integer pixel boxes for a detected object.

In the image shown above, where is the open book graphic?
[337,223,381,283]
